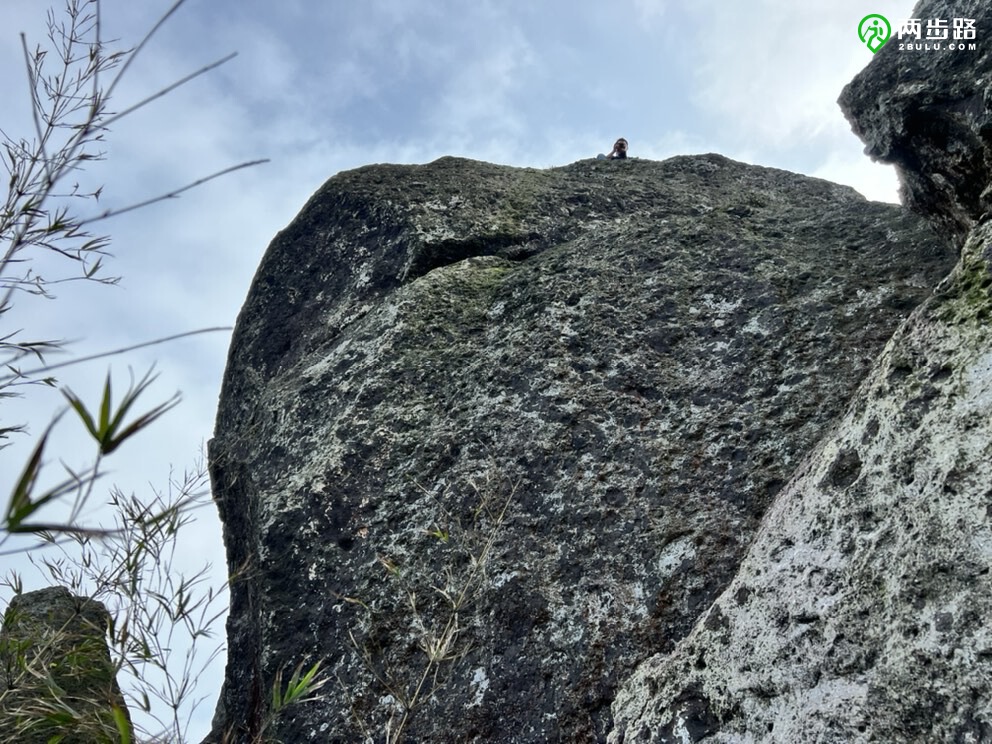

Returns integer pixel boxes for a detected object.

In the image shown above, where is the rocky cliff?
[839,0,992,246]
[205,148,955,742]
[608,1,992,742]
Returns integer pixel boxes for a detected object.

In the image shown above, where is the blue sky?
[1,0,927,739]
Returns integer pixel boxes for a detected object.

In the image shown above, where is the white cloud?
[684,0,917,150]
[630,0,668,27]
[430,29,537,139]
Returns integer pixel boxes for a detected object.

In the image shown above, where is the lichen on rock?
[608,216,992,744]
[206,151,954,742]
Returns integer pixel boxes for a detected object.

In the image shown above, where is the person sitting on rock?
[598,138,628,160]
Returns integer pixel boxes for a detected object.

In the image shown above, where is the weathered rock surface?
[610,1,992,741]
[608,231,992,742]
[0,586,130,743]
[839,0,992,245]
[207,153,953,742]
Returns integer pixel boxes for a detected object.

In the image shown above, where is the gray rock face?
[207,153,953,742]
[0,586,130,743]
[610,1,992,741]
[839,0,992,245]
[608,233,992,742]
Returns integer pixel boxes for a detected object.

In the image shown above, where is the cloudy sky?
[1,0,932,738]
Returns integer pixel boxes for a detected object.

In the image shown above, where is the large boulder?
[610,1,992,741]
[206,153,953,742]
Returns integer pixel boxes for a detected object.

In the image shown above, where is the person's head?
[615,138,628,152]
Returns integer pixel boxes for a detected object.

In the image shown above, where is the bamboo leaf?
[62,387,98,439]
[111,704,132,744]
[4,422,50,529]
[102,391,181,455]
[98,371,112,435]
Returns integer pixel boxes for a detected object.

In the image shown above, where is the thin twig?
[101,52,238,130]
[0,326,231,382]
[92,0,102,110]
[104,0,187,102]
[80,160,269,224]
[20,33,52,189]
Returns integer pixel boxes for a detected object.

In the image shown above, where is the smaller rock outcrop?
[839,0,992,245]
[0,586,131,744]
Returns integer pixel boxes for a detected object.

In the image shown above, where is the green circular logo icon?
[859,14,892,54]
